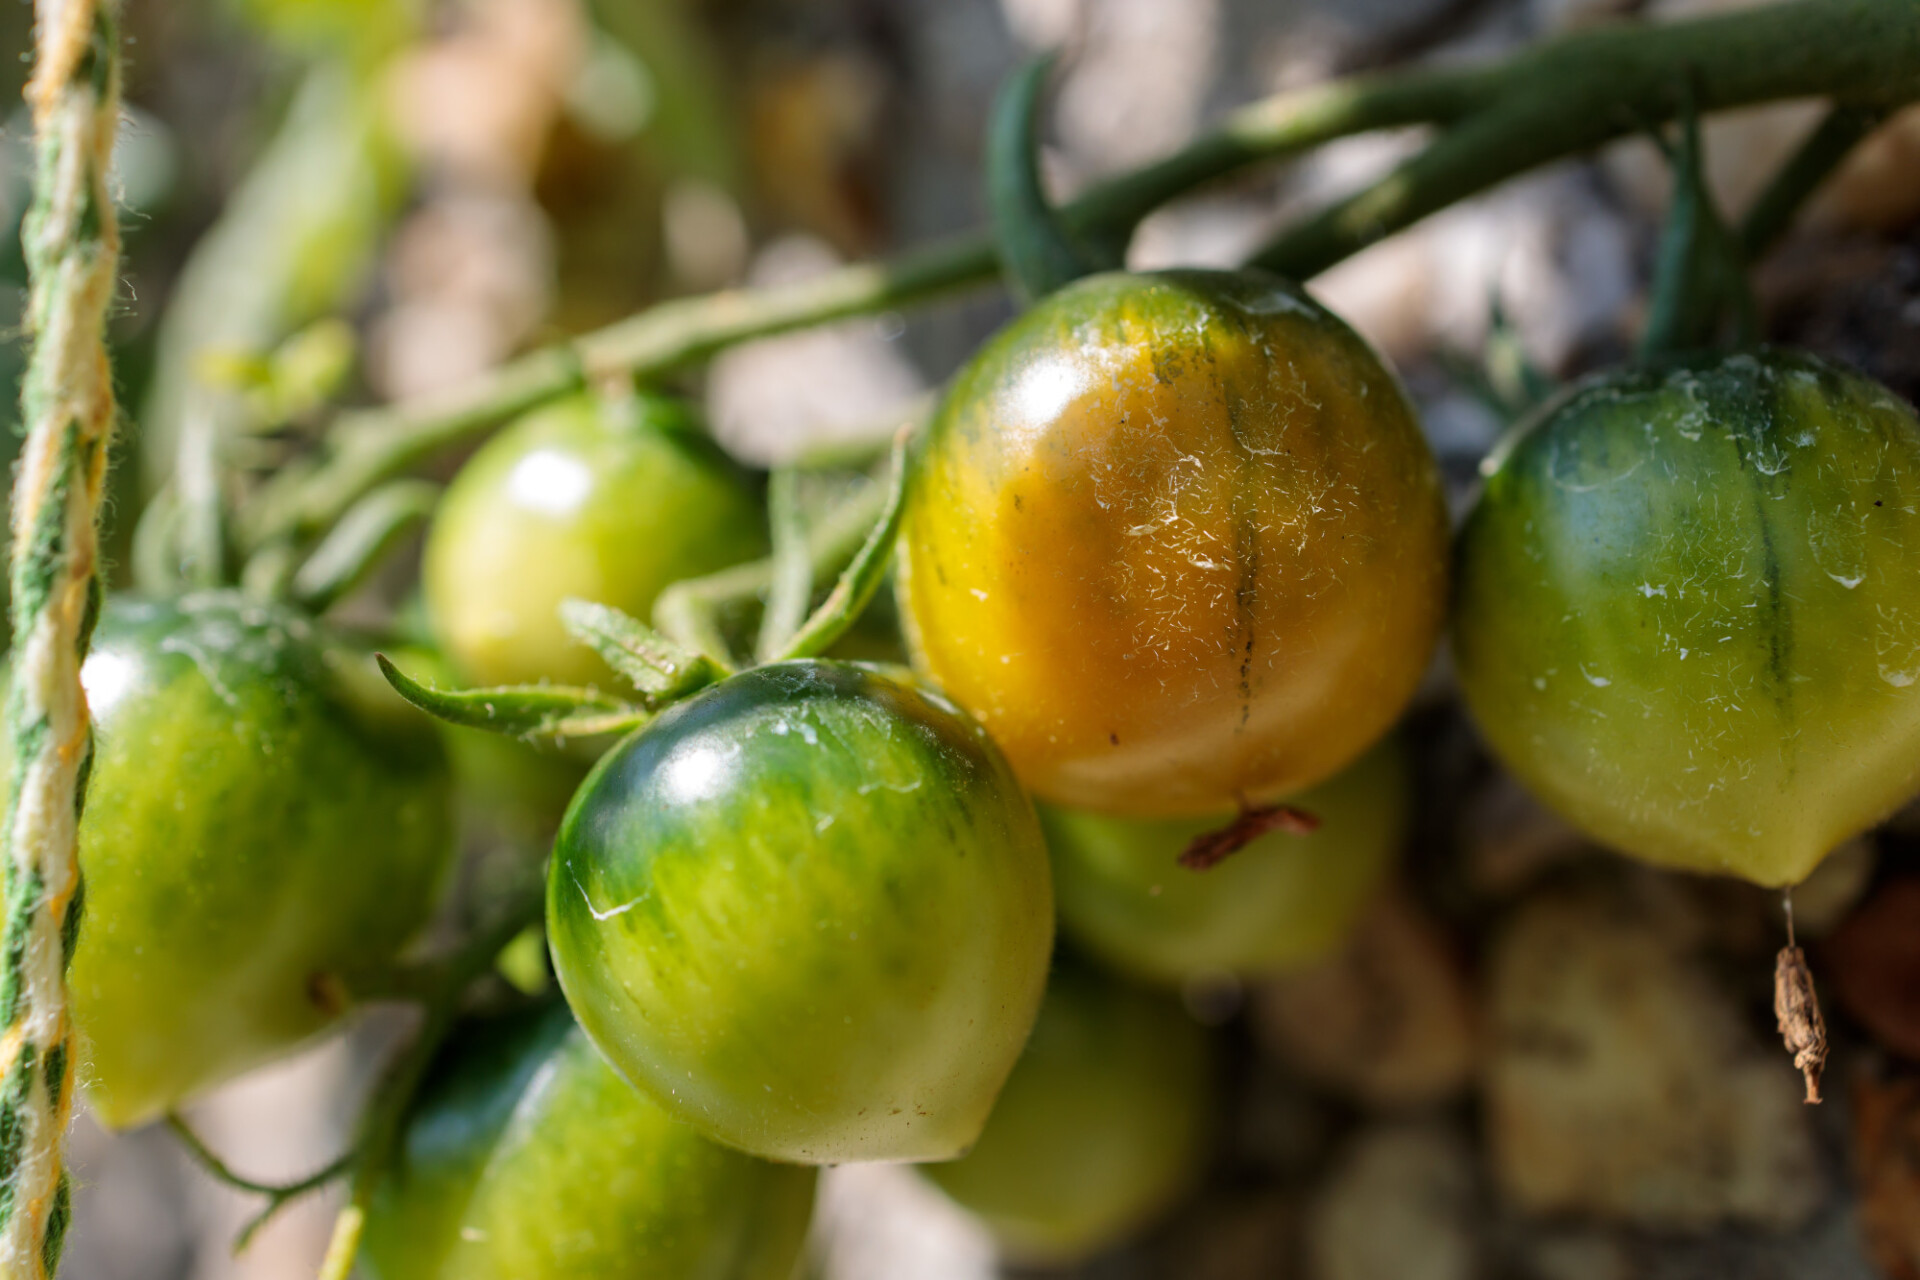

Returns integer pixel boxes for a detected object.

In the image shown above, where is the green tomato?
[424,392,766,689]
[363,1000,815,1280]
[548,660,1054,1163]
[69,592,453,1129]
[1454,349,1920,886]
[922,958,1212,1263]
[1040,741,1406,984]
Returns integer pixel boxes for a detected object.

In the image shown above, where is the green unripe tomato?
[364,1001,815,1280]
[1040,741,1406,984]
[69,592,453,1128]
[548,660,1055,1164]
[1454,349,1920,886]
[424,391,765,688]
[922,959,1212,1264]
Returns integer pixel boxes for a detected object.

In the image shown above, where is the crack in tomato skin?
[547,660,1053,1165]
[898,269,1447,817]
[1454,348,1920,888]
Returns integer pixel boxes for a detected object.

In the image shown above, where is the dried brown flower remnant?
[1179,804,1320,871]
[1775,943,1827,1105]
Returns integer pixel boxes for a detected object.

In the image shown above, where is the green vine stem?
[163,1113,351,1252]
[2,4,122,1277]
[774,431,914,663]
[1248,0,1918,280]
[754,468,812,663]
[988,55,1104,303]
[316,891,545,1280]
[1739,104,1884,261]
[239,0,1918,555]
[654,476,892,665]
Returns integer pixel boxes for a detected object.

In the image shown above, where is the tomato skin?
[69,593,453,1128]
[547,660,1054,1164]
[921,959,1211,1263]
[363,1001,816,1280]
[423,392,765,688]
[1041,740,1405,984]
[1454,349,1920,887]
[898,269,1447,816]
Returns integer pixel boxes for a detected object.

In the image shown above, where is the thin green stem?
[165,1112,350,1252]
[288,479,440,613]
[237,66,1483,551]
[1739,104,1884,261]
[1249,0,1920,280]
[654,480,890,665]
[776,430,914,663]
[318,890,544,1280]
[755,468,812,663]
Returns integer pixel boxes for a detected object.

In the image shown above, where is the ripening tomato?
[1454,349,1920,886]
[898,269,1447,816]
[68,592,453,1128]
[423,391,765,688]
[1041,739,1406,984]
[363,1000,816,1280]
[547,660,1054,1164]
[922,958,1212,1263]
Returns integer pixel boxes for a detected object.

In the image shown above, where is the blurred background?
[4,0,1920,1276]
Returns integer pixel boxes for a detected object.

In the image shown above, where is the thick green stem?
[1250,0,1920,279]
[989,56,1104,303]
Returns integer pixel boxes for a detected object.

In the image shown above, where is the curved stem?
[1248,0,1920,280]
[238,66,1482,551]
[165,1112,350,1252]
[245,0,1919,555]
[775,430,915,663]
[317,891,544,1280]
[755,468,812,663]
[1739,104,1884,261]
[989,55,1102,302]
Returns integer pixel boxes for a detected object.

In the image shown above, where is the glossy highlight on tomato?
[69,592,453,1128]
[424,390,765,688]
[547,660,1054,1163]
[1454,349,1920,887]
[1042,739,1406,984]
[898,269,1448,816]
[922,958,1212,1263]
[363,1000,815,1280]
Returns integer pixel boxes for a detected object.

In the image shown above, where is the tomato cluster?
[65,242,1920,1268]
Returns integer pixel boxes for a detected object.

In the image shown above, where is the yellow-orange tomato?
[898,270,1447,816]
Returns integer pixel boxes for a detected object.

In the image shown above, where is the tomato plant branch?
[1739,104,1884,261]
[317,891,544,1280]
[237,67,1481,550]
[655,477,891,665]
[776,431,914,663]
[3,5,122,1277]
[1249,0,1920,279]
[163,1113,350,1251]
[242,0,1916,556]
